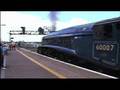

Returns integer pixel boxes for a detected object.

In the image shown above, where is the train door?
[113,20,120,68]
[113,21,120,40]
[92,22,119,67]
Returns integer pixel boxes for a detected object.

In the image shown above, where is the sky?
[1,11,120,42]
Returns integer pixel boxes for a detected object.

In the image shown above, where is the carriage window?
[93,23,113,39]
[115,21,120,30]
[93,25,104,39]
[103,23,112,38]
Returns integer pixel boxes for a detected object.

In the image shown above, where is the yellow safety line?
[16,49,66,79]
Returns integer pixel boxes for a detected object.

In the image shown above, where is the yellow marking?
[16,49,66,79]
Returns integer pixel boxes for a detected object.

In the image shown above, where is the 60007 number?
[96,44,114,51]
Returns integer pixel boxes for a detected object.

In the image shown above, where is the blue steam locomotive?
[37,17,120,70]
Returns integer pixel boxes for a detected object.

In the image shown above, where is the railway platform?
[0,48,117,79]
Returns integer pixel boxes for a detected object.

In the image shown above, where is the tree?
[38,27,44,35]
[21,27,25,34]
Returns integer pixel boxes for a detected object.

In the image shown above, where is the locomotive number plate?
[93,41,118,64]
[95,44,114,51]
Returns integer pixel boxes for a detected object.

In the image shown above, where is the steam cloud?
[49,11,58,32]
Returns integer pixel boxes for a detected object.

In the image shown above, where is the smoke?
[49,11,58,32]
